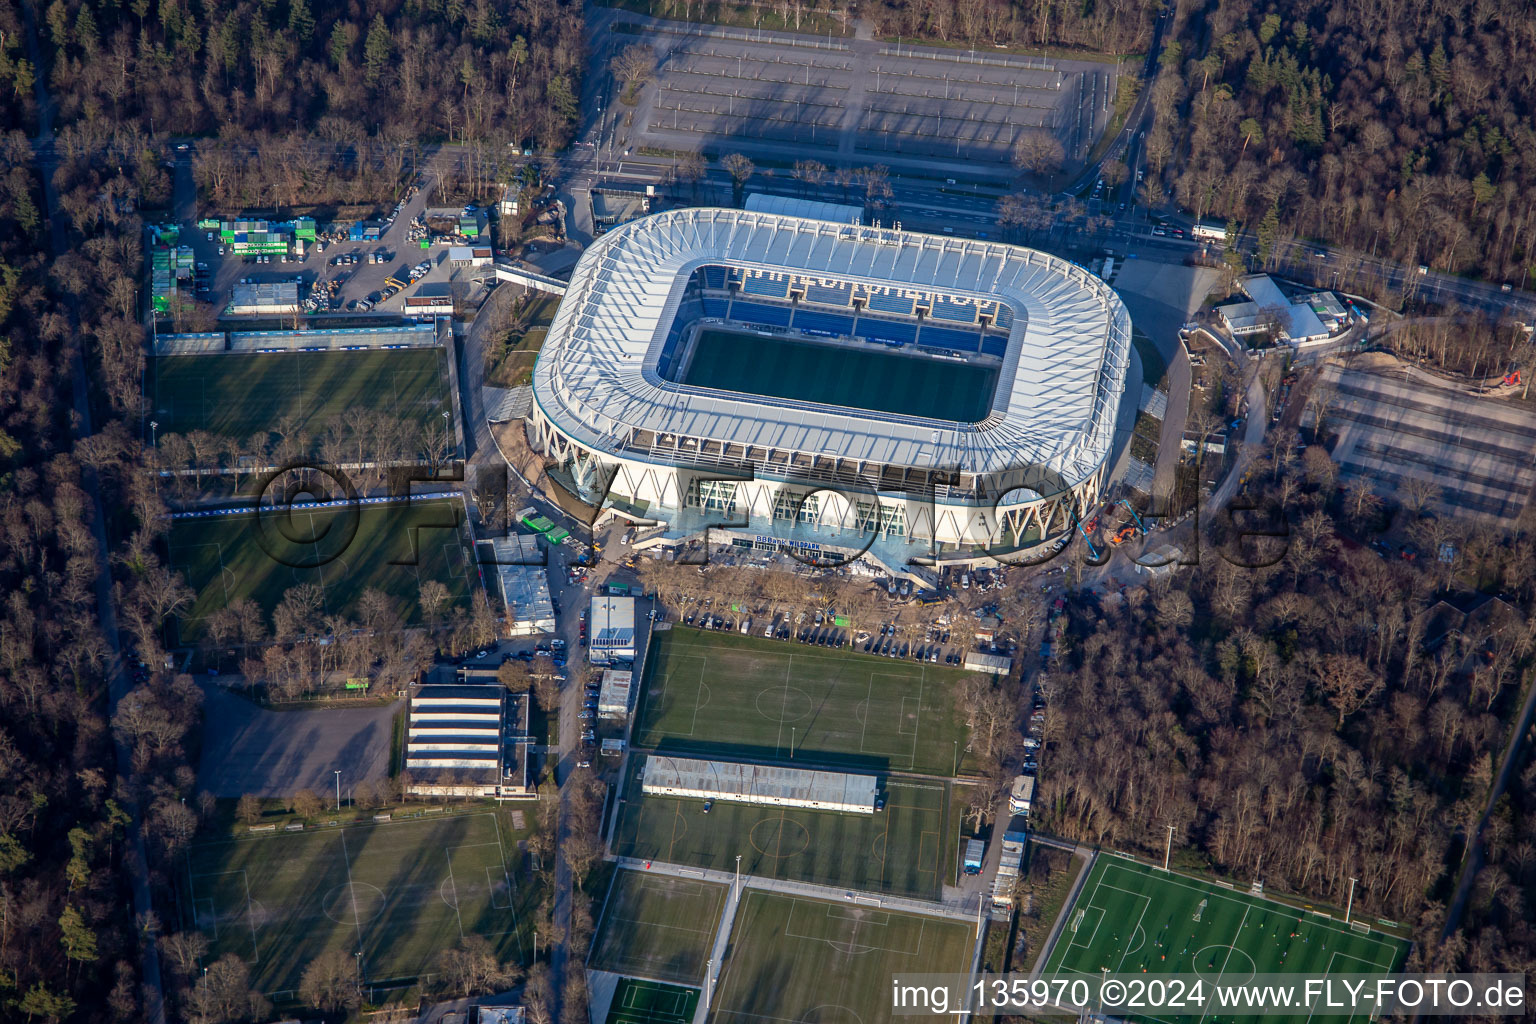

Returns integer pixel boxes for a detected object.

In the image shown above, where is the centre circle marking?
[756,684,813,725]
[322,882,386,925]
[749,816,811,859]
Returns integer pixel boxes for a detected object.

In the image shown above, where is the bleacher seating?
[742,274,790,299]
[994,304,1015,329]
[866,291,916,316]
[857,318,918,345]
[731,301,793,328]
[803,283,852,307]
[702,297,730,318]
[919,326,982,352]
[930,298,979,324]
[793,310,854,336]
[702,266,729,289]
[980,336,1008,358]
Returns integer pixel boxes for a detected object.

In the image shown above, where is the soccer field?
[633,630,972,777]
[713,891,974,1024]
[167,498,477,640]
[612,767,957,899]
[1043,855,1410,1023]
[589,870,725,984]
[604,978,699,1024]
[683,329,998,421]
[148,348,450,442]
[182,812,531,995]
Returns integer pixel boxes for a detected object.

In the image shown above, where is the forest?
[31,0,585,149]
[1151,0,1536,285]
[1035,433,1536,985]
[862,0,1155,56]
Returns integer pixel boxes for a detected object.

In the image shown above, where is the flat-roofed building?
[588,596,636,664]
[404,684,530,798]
[964,651,1014,675]
[641,755,877,814]
[483,535,555,635]
[598,669,634,719]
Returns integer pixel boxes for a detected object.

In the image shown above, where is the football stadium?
[528,205,1131,558]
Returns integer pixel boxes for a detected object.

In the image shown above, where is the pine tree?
[289,0,316,43]
[364,14,392,86]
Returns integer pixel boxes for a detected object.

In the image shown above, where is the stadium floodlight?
[1345,876,1358,925]
[1163,823,1176,870]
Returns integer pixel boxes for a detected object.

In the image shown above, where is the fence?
[154,332,227,355]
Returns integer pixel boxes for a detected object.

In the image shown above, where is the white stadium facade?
[528,205,1131,560]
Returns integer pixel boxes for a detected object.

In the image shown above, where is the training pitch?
[633,630,972,776]
[612,769,957,899]
[148,348,450,441]
[712,890,974,1024]
[182,812,531,995]
[589,870,725,984]
[1042,855,1410,1023]
[167,498,477,641]
[604,978,699,1024]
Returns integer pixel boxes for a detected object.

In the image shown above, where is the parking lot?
[179,172,498,321]
[614,17,1118,170]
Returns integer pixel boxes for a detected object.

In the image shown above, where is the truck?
[1009,775,1035,816]
[739,618,752,634]
[1002,815,1029,852]
[1191,220,1228,244]
[963,839,986,875]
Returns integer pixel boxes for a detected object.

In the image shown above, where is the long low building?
[404,684,530,799]
[641,755,877,814]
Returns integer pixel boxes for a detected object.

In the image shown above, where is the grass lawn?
[605,978,699,1024]
[182,812,533,996]
[612,765,957,900]
[712,890,974,1024]
[148,347,449,441]
[167,498,477,641]
[589,870,725,984]
[486,292,562,388]
[1042,854,1410,1023]
[632,630,973,777]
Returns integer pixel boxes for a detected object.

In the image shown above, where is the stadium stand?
[994,304,1015,329]
[793,310,855,336]
[703,266,729,289]
[931,298,979,324]
[920,326,984,351]
[981,336,1008,357]
[867,291,917,315]
[731,301,793,327]
[702,297,730,318]
[804,282,853,306]
[857,318,919,345]
[742,274,790,299]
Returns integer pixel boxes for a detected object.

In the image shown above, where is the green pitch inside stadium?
[680,328,999,422]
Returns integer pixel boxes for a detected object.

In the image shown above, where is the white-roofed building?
[528,208,1131,558]
[404,684,530,798]
[744,193,864,225]
[482,535,555,635]
[589,596,636,664]
[641,755,878,814]
[964,651,1014,675]
[1216,275,1332,346]
[598,669,634,719]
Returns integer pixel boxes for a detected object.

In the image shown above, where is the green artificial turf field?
[167,498,476,640]
[683,328,998,421]
[604,978,699,1024]
[148,347,450,442]
[588,870,725,984]
[182,812,532,996]
[711,890,974,1024]
[1042,854,1410,1023]
[632,630,973,776]
[612,767,957,899]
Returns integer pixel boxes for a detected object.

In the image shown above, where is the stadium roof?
[744,192,864,225]
[532,208,1130,493]
[641,755,878,811]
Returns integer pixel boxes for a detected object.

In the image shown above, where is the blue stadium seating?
[920,326,982,352]
[866,291,916,315]
[731,301,793,328]
[930,298,979,324]
[742,274,790,298]
[702,266,728,289]
[803,283,852,307]
[702,297,730,318]
[980,336,1008,358]
[994,304,1015,329]
[857,318,918,345]
[793,310,854,336]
